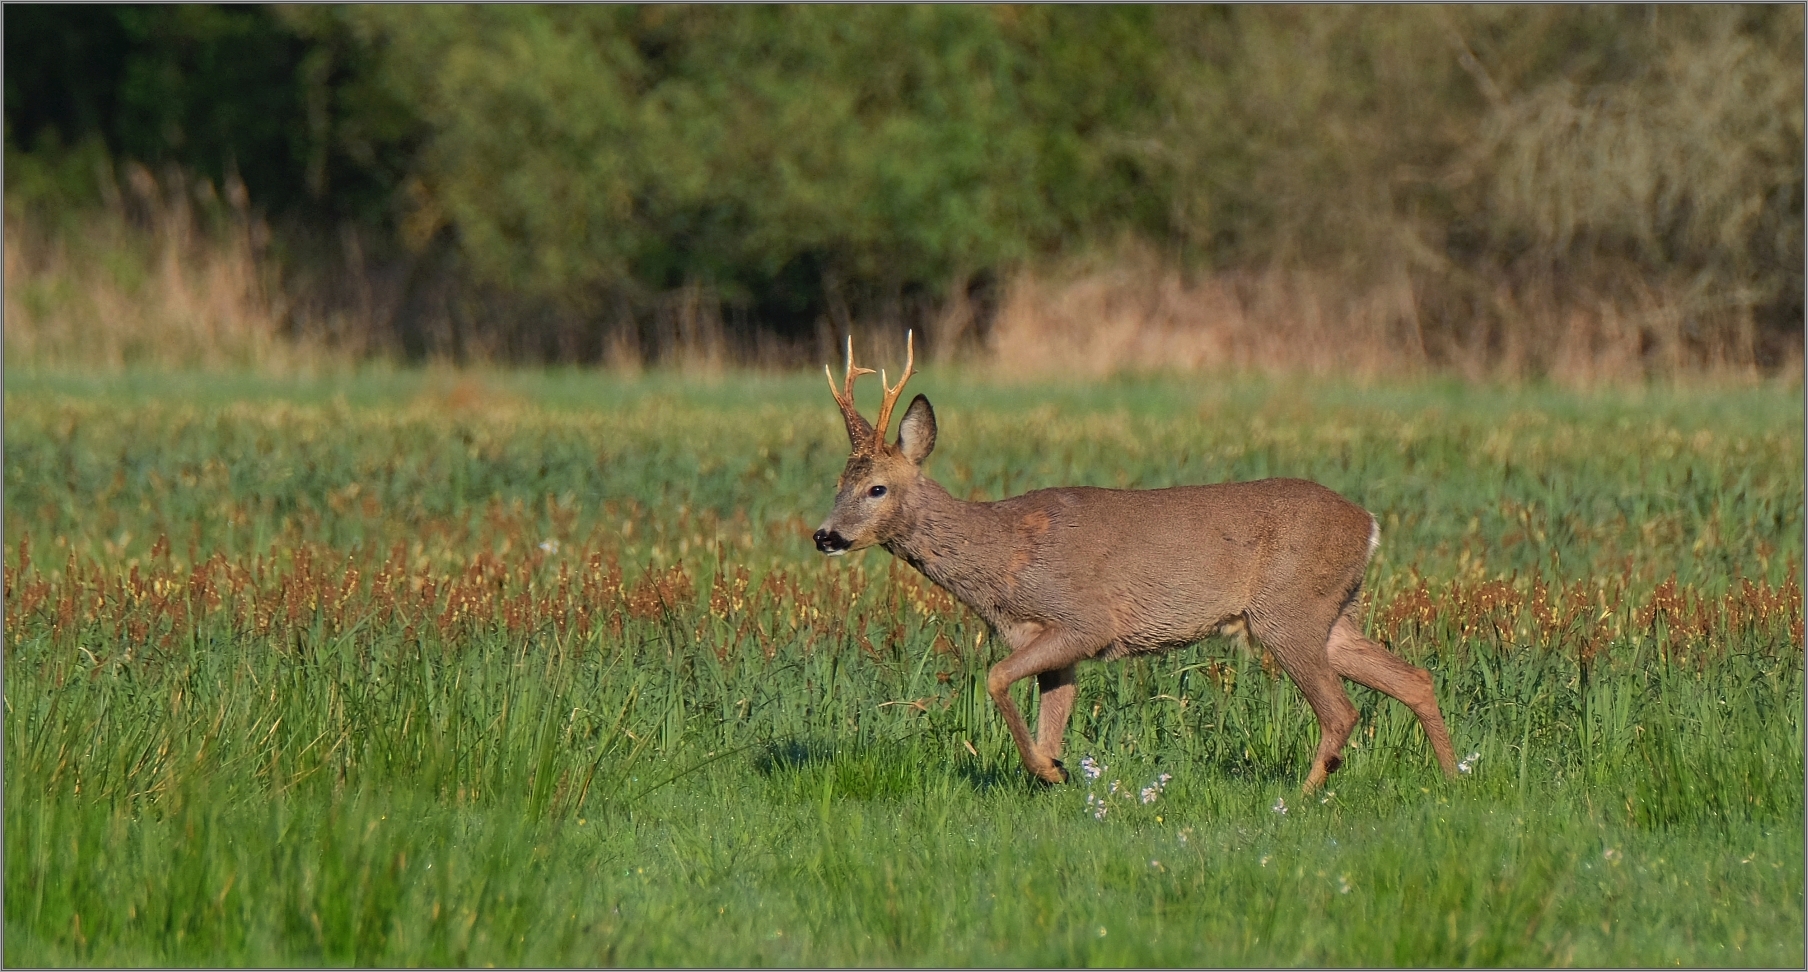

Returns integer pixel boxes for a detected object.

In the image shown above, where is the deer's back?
[988,477,1376,652]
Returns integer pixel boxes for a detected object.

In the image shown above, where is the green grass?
[5,368,1803,966]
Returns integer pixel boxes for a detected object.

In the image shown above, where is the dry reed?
[3,164,336,372]
[982,253,1800,386]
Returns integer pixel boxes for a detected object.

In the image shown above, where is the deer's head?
[814,332,937,555]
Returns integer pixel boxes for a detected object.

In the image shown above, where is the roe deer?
[812,333,1458,790]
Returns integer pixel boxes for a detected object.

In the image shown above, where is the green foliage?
[325,6,1166,310]
[1148,6,1804,338]
[3,5,402,219]
[4,370,1802,964]
[11,6,1796,357]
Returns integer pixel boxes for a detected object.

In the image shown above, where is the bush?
[5,6,1800,373]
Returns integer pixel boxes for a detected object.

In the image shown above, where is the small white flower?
[1457,750,1481,774]
[1139,772,1173,803]
[1079,756,1104,782]
[1149,859,1164,872]
[1259,854,1271,867]
[538,539,559,554]
[1109,779,1121,796]
[1338,874,1352,894]
[1271,796,1288,816]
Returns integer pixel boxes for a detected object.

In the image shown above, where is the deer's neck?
[883,478,1020,617]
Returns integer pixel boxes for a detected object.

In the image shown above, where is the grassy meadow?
[4,367,1803,966]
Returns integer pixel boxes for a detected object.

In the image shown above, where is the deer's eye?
[868,484,888,498]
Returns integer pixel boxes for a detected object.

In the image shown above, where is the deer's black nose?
[814,529,850,553]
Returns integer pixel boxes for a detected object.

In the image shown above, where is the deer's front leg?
[987,629,1095,784]
[1036,665,1078,763]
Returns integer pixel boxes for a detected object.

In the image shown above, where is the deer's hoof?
[1034,759,1069,786]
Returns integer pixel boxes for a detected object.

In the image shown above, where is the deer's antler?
[825,332,918,453]
[872,330,916,447]
[825,335,877,448]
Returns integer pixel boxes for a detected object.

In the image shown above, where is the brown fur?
[815,339,1457,790]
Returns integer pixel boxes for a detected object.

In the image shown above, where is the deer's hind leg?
[1326,613,1457,776]
[1247,610,1359,794]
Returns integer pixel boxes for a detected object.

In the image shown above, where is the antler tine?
[845,334,877,389]
[826,334,877,448]
[824,335,877,405]
[872,330,917,444]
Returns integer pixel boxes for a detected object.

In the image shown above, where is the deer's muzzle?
[814,528,851,555]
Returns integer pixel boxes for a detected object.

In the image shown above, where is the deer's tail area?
[1332,513,1383,621]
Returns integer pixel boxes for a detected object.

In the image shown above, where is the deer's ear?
[896,394,936,464]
